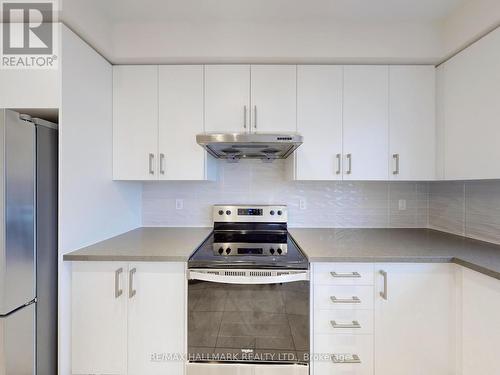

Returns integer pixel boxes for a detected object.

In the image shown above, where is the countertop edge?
[62,254,189,262]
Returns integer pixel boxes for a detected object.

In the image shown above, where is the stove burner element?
[188,205,308,269]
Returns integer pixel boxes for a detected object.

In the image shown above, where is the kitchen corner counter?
[289,228,500,280]
[63,227,212,262]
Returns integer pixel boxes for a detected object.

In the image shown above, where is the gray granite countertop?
[64,227,500,280]
[63,227,212,262]
[289,228,500,280]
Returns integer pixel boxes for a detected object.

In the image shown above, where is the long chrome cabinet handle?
[148,153,155,175]
[380,270,388,300]
[332,354,361,364]
[159,153,165,175]
[330,296,361,304]
[243,105,247,129]
[115,268,123,298]
[129,268,137,299]
[331,271,361,278]
[253,105,257,129]
[336,154,341,175]
[346,153,352,174]
[393,153,400,175]
[331,320,361,329]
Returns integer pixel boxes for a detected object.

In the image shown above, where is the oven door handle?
[188,269,309,284]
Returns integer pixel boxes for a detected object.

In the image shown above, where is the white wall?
[59,25,142,375]
[111,20,442,64]
[0,24,60,108]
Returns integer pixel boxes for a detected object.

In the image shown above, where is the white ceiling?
[100,0,463,23]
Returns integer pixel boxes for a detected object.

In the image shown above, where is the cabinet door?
[389,66,436,180]
[72,262,128,375]
[158,65,206,180]
[113,65,158,180]
[295,65,343,180]
[343,66,389,180]
[461,267,500,374]
[205,65,250,133]
[374,263,455,375]
[128,262,186,375]
[250,65,297,133]
[443,28,500,180]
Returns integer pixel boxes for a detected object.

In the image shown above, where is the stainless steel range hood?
[196,133,303,161]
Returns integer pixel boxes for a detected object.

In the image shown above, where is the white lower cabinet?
[128,262,186,375]
[460,267,500,374]
[311,263,455,375]
[72,262,128,375]
[71,261,186,375]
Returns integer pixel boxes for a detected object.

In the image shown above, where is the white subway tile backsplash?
[142,160,500,245]
[142,160,428,228]
[429,180,500,245]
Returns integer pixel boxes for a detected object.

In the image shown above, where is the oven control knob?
[277,210,283,216]
[226,248,232,254]
[218,247,224,254]
[277,249,283,255]
[218,210,224,216]
[269,248,275,255]
[270,210,275,215]
[226,210,231,215]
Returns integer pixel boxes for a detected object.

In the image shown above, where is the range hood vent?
[196,133,303,161]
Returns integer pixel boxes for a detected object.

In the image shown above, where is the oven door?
[187,269,309,366]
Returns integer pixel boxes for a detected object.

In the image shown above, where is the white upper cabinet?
[113,66,158,180]
[204,65,251,133]
[374,263,456,375]
[158,65,207,180]
[442,27,500,180]
[389,66,436,180]
[296,65,343,180]
[250,65,297,133]
[343,66,389,180]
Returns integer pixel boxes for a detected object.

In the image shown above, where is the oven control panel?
[213,243,288,256]
[213,205,288,223]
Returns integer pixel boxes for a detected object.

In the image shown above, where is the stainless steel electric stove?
[187,205,310,371]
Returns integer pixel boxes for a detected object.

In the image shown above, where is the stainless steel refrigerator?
[0,109,58,375]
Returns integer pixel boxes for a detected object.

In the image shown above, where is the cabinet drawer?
[314,334,373,375]
[314,285,374,310]
[314,309,373,335]
[314,263,374,285]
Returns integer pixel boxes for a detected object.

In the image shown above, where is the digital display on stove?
[238,208,263,216]
[238,248,263,255]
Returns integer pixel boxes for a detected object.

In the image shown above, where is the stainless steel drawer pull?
[336,153,341,175]
[115,268,123,298]
[330,296,361,304]
[129,268,137,299]
[380,270,388,300]
[332,354,361,364]
[346,153,352,174]
[148,153,155,175]
[331,320,361,329]
[243,105,247,129]
[159,153,165,175]
[330,271,361,278]
[393,153,400,175]
[253,105,257,129]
